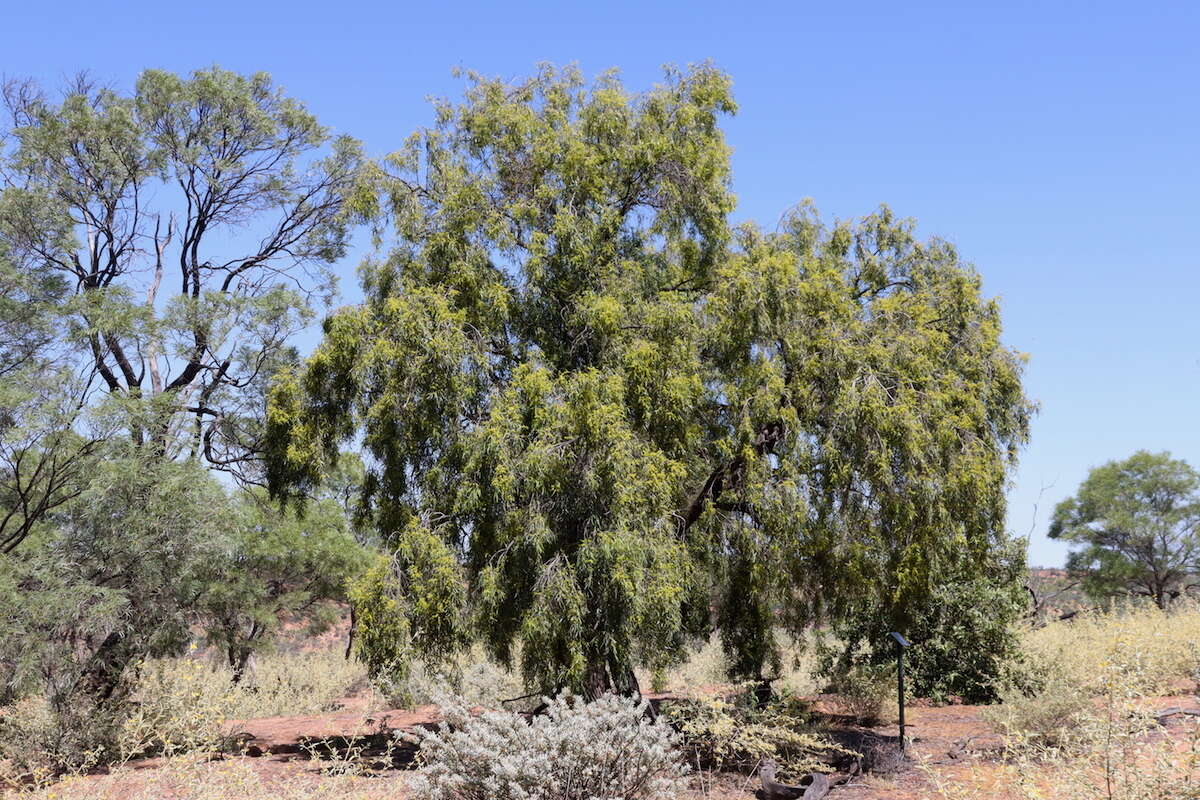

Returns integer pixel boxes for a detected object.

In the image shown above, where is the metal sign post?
[889,632,911,752]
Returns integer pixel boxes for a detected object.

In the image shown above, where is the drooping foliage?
[346,520,469,699]
[1051,450,1200,608]
[682,207,1035,692]
[265,64,1033,695]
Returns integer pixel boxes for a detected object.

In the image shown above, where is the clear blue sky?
[7,0,1198,566]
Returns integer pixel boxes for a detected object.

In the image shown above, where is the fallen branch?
[1155,707,1200,725]
[758,759,830,800]
[500,691,542,707]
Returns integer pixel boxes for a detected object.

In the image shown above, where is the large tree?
[266,64,1032,696]
[0,68,367,751]
[1051,450,1200,609]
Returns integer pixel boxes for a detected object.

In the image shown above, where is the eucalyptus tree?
[266,64,1033,696]
[0,68,366,750]
[1051,450,1200,608]
[0,68,365,496]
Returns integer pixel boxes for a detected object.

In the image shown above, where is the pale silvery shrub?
[411,692,688,800]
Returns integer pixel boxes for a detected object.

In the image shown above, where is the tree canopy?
[0,67,366,504]
[266,64,1033,696]
[1050,450,1200,608]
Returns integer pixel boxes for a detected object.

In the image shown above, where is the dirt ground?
[22,688,1199,799]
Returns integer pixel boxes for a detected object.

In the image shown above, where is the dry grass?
[0,644,370,788]
[386,645,524,710]
[932,602,1200,800]
[986,601,1200,751]
[117,645,371,757]
[3,755,413,799]
[15,603,1200,799]
[640,631,823,697]
[925,713,1200,800]
[1021,600,1200,695]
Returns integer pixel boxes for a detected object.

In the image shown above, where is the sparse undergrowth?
[2,756,411,799]
[0,644,368,787]
[8,603,1200,798]
[1021,601,1200,696]
[988,601,1200,750]
[822,659,899,725]
[948,602,1200,799]
[641,633,823,698]
[137,644,366,721]
[663,688,850,782]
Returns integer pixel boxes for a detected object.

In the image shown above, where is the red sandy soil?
[225,701,441,754]
[33,689,1200,799]
[223,691,686,756]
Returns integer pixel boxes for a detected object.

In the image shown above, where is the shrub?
[197,491,370,683]
[972,654,1198,800]
[0,645,368,784]
[823,541,1028,704]
[394,646,525,711]
[984,653,1093,751]
[825,659,898,725]
[0,456,234,773]
[0,695,97,788]
[0,687,129,784]
[664,688,848,780]
[116,657,237,761]
[412,693,687,800]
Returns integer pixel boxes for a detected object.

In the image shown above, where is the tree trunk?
[229,647,257,686]
[52,630,138,763]
[69,631,134,705]
[753,677,775,709]
[581,656,640,701]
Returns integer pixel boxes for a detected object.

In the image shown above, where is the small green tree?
[822,538,1028,703]
[199,490,370,683]
[1050,450,1200,609]
[0,453,225,765]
